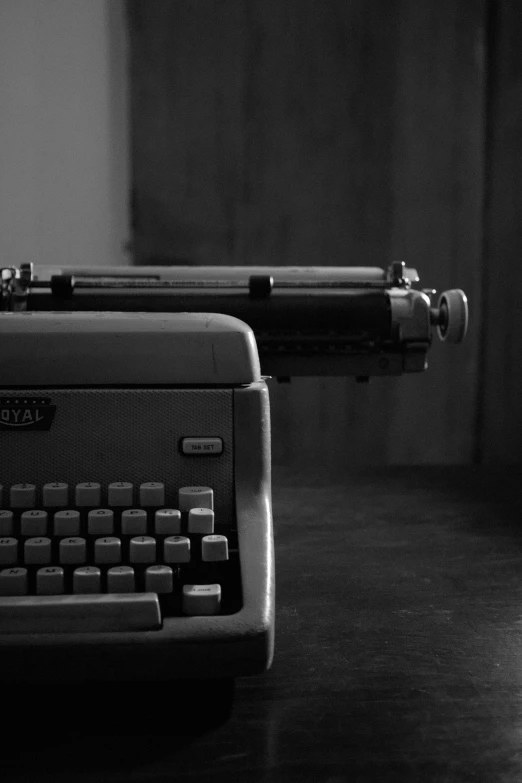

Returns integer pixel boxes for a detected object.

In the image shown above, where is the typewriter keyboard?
[0,481,241,632]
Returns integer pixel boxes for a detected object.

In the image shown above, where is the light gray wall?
[0,0,130,267]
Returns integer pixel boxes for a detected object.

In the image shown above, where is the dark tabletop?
[4,466,522,783]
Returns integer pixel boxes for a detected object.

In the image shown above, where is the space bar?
[0,593,162,634]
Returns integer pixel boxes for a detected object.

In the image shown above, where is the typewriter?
[0,262,467,681]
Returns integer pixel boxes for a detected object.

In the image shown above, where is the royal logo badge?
[0,398,56,430]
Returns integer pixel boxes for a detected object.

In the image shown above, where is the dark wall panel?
[480,0,522,463]
[127,0,484,466]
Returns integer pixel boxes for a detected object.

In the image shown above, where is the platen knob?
[435,289,468,343]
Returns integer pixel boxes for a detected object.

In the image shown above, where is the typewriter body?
[0,263,467,681]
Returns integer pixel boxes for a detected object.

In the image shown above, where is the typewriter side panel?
[231,380,275,672]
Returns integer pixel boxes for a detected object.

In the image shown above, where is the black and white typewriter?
[0,263,467,681]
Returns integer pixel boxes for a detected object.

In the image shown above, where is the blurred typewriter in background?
[0,262,467,682]
[1,261,468,379]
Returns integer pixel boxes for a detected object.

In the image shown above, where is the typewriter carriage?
[1,262,469,380]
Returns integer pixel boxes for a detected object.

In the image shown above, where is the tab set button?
[182,438,223,456]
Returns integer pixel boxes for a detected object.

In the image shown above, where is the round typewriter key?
[24,537,52,565]
[107,565,135,593]
[42,482,68,507]
[129,536,156,564]
[20,509,48,536]
[164,536,190,564]
[75,482,101,507]
[0,567,28,596]
[54,509,81,536]
[121,509,147,536]
[188,507,214,535]
[10,484,36,509]
[87,509,114,536]
[201,534,229,562]
[108,482,133,507]
[140,482,165,507]
[59,537,87,565]
[94,537,121,565]
[178,486,214,512]
[154,509,181,535]
[145,565,173,593]
[182,584,221,616]
[73,566,101,594]
[36,566,64,595]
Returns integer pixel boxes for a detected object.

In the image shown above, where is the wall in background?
[480,0,522,464]
[3,1,517,466]
[0,0,130,268]
[127,0,484,467]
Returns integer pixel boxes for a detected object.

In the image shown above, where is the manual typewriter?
[0,262,467,681]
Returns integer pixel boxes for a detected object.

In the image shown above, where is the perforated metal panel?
[0,389,234,523]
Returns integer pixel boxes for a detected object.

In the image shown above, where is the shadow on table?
[1,679,235,778]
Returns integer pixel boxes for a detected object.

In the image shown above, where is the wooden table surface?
[4,466,522,783]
